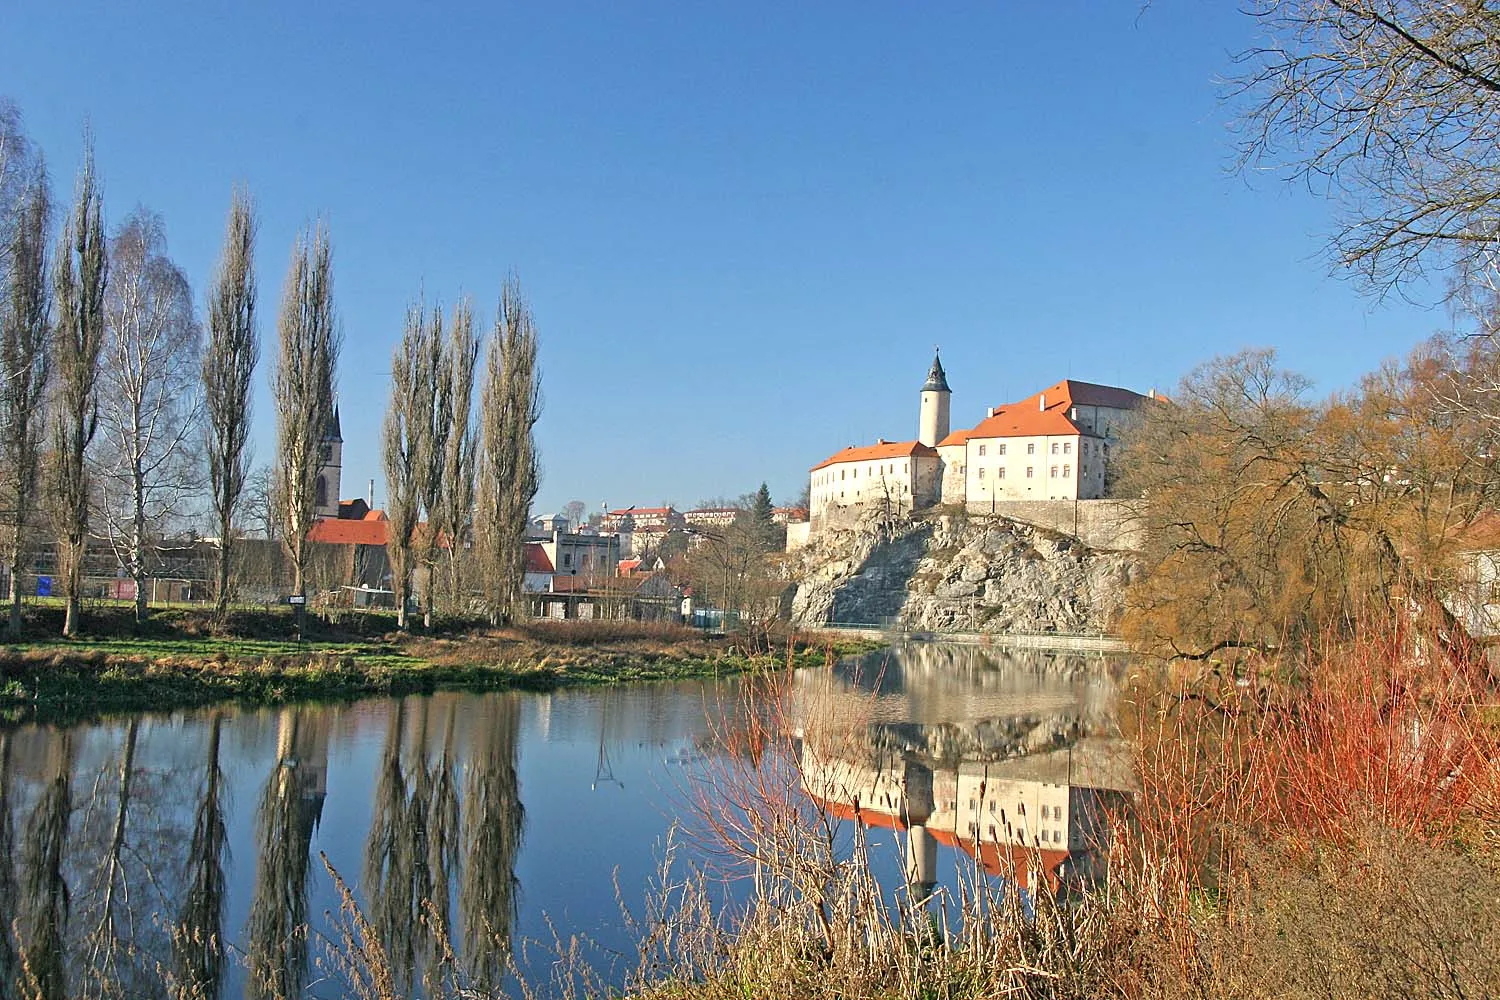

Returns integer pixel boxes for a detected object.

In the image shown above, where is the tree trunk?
[8,563,22,639]
[215,526,232,620]
[133,467,148,625]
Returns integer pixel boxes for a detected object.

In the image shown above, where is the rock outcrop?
[789,510,1135,633]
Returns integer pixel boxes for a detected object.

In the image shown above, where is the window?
[315,475,327,509]
[1050,466,1058,478]
[997,467,1006,479]
[978,468,986,480]
[1051,442,1059,455]
[1027,443,1036,455]
[563,553,572,568]
[1063,441,1072,454]
[1063,464,1071,477]
[1026,466,1034,478]
[1040,805,1050,820]
[998,443,1006,455]
[852,468,857,478]
[840,469,845,481]
[978,444,986,456]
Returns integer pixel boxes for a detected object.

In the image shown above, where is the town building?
[602,506,685,532]
[684,507,741,529]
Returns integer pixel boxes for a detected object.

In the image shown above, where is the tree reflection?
[363,700,420,990]
[0,731,20,999]
[245,709,327,1000]
[173,713,227,1000]
[423,702,461,994]
[460,693,524,985]
[18,731,72,1000]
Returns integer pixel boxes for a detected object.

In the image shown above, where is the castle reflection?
[794,642,1131,895]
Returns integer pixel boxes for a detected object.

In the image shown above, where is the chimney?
[1070,407,1077,420]
[1039,392,1047,411]
[368,478,375,508]
[1148,388,1156,399]
[985,406,995,418]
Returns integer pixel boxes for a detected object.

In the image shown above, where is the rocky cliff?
[788,511,1135,633]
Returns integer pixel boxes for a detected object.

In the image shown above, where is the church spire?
[921,348,950,393]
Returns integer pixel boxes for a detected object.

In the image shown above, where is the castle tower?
[314,403,343,519]
[918,350,951,447]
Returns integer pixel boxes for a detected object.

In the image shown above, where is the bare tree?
[383,300,442,630]
[242,464,281,541]
[1234,1,1500,294]
[203,189,258,620]
[96,208,202,624]
[272,223,338,636]
[0,97,41,285]
[474,279,541,626]
[435,299,479,615]
[0,165,49,638]
[51,144,107,637]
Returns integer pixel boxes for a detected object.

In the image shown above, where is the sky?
[0,2,1450,519]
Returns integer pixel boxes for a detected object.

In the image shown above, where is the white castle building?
[808,352,1156,525]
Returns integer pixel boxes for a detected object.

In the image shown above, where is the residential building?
[602,506,685,532]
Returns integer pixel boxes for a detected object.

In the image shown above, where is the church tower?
[918,350,951,447]
[314,403,343,519]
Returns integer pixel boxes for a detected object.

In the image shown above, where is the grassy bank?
[0,608,877,724]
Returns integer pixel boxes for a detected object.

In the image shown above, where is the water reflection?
[0,644,1127,997]
[795,642,1130,895]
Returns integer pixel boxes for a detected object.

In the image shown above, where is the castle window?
[1027,443,1036,455]
[1051,442,1059,455]
[978,468,986,480]
[997,468,1006,479]
[1026,467,1034,478]
[1064,442,1072,455]
[978,444,986,456]
[315,475,327,509]
[1063,464,1071,477]
[1050,466,1058,478]
[998,443,1006,455]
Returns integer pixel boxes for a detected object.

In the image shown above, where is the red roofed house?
[952,379,1156,504]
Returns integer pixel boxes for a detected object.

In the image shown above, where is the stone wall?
[962,499,1145,552]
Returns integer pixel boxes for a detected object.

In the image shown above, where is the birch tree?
[435,300,479,614]
[0,98,40,285]
[52,146,107,638]
[383,301,442,630]
[474,280,541,626]
[97,209,202,624]
[0,167,49,638]
[203,189,258,619]
[272,224,338,636]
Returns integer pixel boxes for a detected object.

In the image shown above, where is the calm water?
[0,642,1128,998]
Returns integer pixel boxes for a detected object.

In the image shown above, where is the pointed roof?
[324,403,343,443]
[810,439,937,472]
[921,350,950,393]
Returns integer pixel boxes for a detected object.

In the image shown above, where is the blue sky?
[1,3,1446,517]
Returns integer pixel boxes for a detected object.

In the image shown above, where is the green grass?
[0,615,878,726]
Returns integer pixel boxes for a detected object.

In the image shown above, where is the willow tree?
[0,167,49,638]
[51,146,107,637]
[203,190,258,620]
[272,224,338,635]
[474,280,541,625]
[1235,1,1500,294]
[383,301,443,630]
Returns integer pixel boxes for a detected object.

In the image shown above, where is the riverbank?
[0,609,878,724]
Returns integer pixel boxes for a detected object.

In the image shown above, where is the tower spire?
[921,348,950,393]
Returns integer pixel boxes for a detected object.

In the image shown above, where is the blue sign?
[36,576,51,597]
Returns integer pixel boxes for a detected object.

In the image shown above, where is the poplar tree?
[51,146,107,637]
[383,300,441,630]
[0,169,49,638]
[435,299,479,614]
[475,279,541,626]
[203,189,258,620]
[272,223,338,636]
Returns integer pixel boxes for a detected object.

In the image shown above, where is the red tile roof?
[308,517,390,546]
[525,543,554,573]
[810,439,937,472]
[965,380,1152,442]
[937,428,975,447]
[607,506,675,517]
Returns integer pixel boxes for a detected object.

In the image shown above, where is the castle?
[807,352,1155,525]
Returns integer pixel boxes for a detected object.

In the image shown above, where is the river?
[0,642,1129,998]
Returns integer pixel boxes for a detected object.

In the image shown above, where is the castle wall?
[962,499,1145,551]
